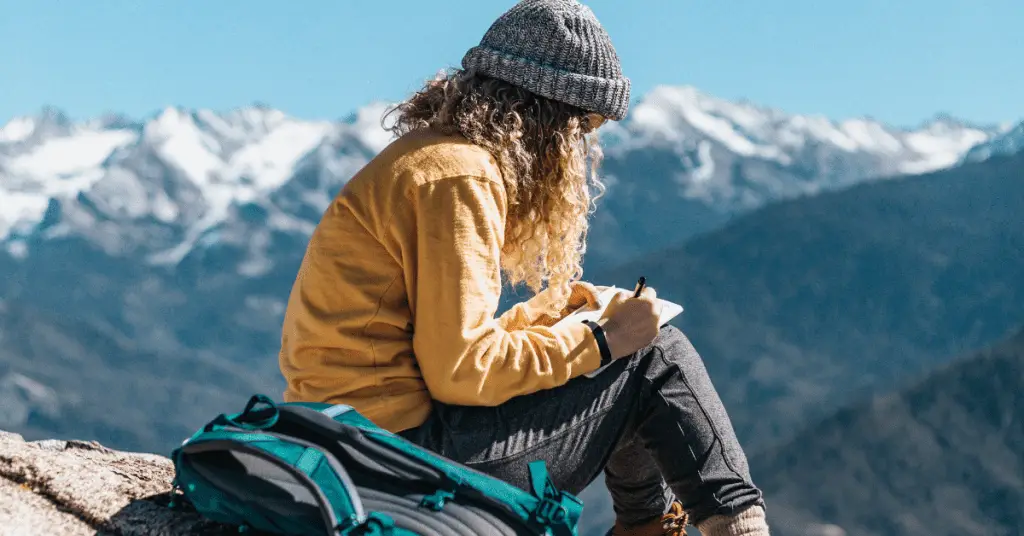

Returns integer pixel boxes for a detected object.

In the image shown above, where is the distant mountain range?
[599,151,1024,449]
[963,119,1024,163]
[755,326,1024,536]
[588,88,1007,262]
[0,87,1021,460]
[0,87,1008,270]
[575,150,1024,535]
[0,298,271,451]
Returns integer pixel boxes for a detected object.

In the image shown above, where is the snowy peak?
[0,113,138,242]
[0,105,389,247]
[0,117,39,144]
[963,120,1024,162]
[88,113,143,132]
[619,85,788,161]
[0,107,75,145]
[132,105,381,193]
[0,88,1015,266]
[0,107,135,180]
[614,85,998,175]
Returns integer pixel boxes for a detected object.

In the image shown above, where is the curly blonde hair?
[384,69,605,314]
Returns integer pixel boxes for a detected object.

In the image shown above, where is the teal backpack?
[170,395,583,536]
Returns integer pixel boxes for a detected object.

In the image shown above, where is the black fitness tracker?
[582,319,613,366]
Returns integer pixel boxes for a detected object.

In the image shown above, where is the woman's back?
[278,129,506,431]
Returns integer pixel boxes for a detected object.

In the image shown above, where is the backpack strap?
[202,394,280,432]
[178,395,406,536]
[527,461,583,536]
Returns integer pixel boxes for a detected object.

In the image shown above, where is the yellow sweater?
[279,129,602,432]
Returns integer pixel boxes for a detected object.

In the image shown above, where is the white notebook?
[554,286,683,378]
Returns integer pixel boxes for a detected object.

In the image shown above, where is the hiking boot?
[609,501,689,536]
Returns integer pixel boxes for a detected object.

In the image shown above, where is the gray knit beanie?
[462,0,631,121]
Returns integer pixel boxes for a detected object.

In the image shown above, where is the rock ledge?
[0,430,221,535]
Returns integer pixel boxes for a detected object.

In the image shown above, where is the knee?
[620,325,703,375]
[653,324,695,355]
[645,325,705,371]
[654,324,686,346]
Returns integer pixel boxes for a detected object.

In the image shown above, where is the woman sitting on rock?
[279,1,769,534]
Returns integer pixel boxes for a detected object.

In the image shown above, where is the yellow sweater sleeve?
[497,281,602,331]
[408,176,603,406]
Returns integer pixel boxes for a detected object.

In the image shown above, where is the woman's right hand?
[599,287,661,359]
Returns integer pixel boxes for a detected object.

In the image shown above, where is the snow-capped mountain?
[962,120,1024,162]
[0,103,391,258]
[0,86,1006,268]
[601,86,996,208]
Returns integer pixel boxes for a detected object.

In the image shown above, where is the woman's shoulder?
[386,129,503,188]
[337,129,504,222]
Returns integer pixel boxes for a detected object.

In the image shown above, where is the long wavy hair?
[384,69,605,314]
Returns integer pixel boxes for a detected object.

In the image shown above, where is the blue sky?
[1,0,1021,127]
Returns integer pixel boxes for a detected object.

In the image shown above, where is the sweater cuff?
[696,506,770,536]
[559,320,604,376]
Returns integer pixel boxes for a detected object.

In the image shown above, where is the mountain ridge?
[754,325,1024,536]
[2,86,1008,268]
[964,119,1024,163]
[569,149,1024,534]
[597,150,1024,448]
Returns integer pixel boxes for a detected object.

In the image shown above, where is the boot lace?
[661,501,689,536]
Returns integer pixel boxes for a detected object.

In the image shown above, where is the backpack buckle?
[419,478,459,512]
[526,460,581,536]
[534,497,568,524]
[339,512,395,535]
[419,488,455,511]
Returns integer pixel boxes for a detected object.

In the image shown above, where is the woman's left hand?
[564,281,602,311]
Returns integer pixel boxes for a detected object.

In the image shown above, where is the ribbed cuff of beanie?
[696,506,770,536]
[462,45,631,121]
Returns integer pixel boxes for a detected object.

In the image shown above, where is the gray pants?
[399,326,764,526]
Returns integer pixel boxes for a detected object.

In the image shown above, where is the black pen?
[633,276,647,298]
